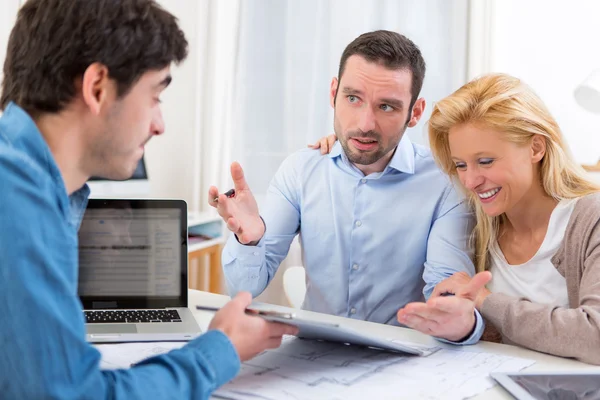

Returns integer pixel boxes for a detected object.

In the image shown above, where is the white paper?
[95,342,186,370]
[213,337,535,400]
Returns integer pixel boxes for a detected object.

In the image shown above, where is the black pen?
[213,189,235,203]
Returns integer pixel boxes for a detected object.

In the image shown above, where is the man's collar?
[388,134,415,174]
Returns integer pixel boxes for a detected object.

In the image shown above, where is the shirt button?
[253,251,259,256]
[361,178,367,184]
[355,220,362,227]
[350,308,357,315]
[352,264,359,270]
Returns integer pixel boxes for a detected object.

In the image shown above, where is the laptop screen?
[78,199,188,309]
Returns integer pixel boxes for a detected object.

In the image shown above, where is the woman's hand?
[308,134,337,155]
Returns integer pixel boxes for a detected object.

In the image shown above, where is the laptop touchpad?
[88,324,138,334]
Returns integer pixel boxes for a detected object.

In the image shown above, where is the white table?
[188,289,600,399]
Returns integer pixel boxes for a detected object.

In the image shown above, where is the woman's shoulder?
[563,193,600,241]
[553,193,600,277]
[572,192,600,219]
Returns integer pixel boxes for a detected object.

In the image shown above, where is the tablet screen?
[508,374,600,400]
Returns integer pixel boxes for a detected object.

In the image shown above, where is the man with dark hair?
[0,0,296,398]
[336,29,426,118]
[210,30,485,344]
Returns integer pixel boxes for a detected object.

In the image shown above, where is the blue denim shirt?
[0,103,240,399]
[223,138,484,344]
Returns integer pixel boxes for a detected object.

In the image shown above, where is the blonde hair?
[428,73,599,272]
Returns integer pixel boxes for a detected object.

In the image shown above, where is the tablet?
[256,311,434,356]
[491,372,600,400]
[196,304,438,356]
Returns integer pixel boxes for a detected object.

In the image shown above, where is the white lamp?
[575,69,600,174]
[575,69,600,114]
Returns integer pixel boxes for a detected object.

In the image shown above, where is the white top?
[487,199,578,307]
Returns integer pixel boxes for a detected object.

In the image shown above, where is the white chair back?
[282,266,306,309]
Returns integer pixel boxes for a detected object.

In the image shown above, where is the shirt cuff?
[226,233,265,266]
[435,308,484,346]
[187,330,241,388]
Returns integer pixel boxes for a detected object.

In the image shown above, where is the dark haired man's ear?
[329,77,338,108]
[531,135,546,163]
[406,98,426,128]
[81,63,112,115]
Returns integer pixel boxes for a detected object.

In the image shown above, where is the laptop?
[78,199,202,343]
[491,372,600,400]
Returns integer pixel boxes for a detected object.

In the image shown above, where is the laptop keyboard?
[84,310,182,324]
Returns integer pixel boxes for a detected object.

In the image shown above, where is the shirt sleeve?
[222,154,302,297]
[0,155,240,399]
[422,183,484,345]
[422,183,477,297]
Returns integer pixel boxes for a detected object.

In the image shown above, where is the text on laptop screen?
[78,207,182,297]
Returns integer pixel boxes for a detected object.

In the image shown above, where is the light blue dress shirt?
[223,137,484,343]
[0,103,240,399]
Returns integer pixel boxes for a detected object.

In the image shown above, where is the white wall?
[489,0,600,165]
[8,1,598,207]
[0,0,21,91]
[145,0,202,208]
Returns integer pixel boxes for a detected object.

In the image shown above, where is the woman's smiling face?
[448,122,541,217]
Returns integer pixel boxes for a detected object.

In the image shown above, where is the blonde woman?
[312,74,600,364]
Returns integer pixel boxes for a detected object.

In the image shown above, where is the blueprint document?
[213,337,535,400]
[95,337,534,400]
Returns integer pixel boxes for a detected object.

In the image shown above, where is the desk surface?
[188,289,600,400]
